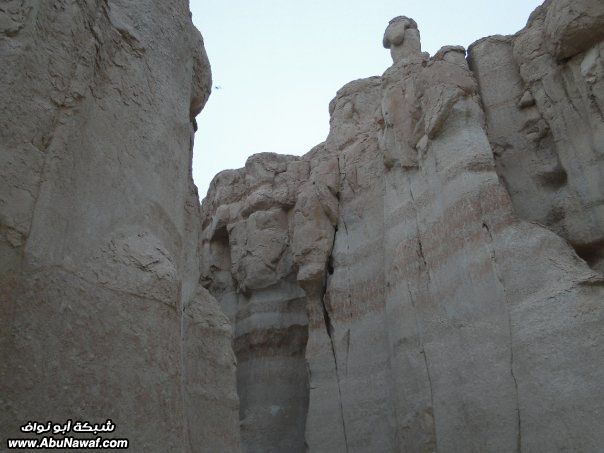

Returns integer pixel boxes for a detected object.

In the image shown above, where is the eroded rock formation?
[0,1,238,451]
[2,0,603,451]
[468,0,604,273]
[201,0,604,451]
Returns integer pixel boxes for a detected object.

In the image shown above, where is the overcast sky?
[189,0,543,199]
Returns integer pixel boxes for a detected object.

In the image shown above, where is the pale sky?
[189,0,543,199]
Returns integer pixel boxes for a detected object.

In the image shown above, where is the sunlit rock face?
[0,1,239,451]
[201,0,604,451]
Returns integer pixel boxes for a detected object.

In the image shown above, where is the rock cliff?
[201,0,604,451]
[0,1,239,451]
[2,0,603,451]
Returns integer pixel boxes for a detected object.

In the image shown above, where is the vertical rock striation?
[201,0,604,451]
[0,1,239,451]
[469,0,604,272]
[3,0,603,451]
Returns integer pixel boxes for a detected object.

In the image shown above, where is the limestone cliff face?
[201,0,604,451]
[468,0,604,273]
[2,0,603,451]
[0,1,239,451]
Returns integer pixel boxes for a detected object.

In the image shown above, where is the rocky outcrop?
[469,0,604,273]
[0,1,238,451]
[201,153,312,452]
[2,0,603,451]
[201,0,604,451]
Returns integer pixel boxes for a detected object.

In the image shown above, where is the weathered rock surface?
[201,153,311,452]
[469,0,604,273]
[2,0,603,451]
[201,0,604,451]
[0,1,238,451]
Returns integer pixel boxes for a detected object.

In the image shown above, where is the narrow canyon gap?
[1,0,604,452]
